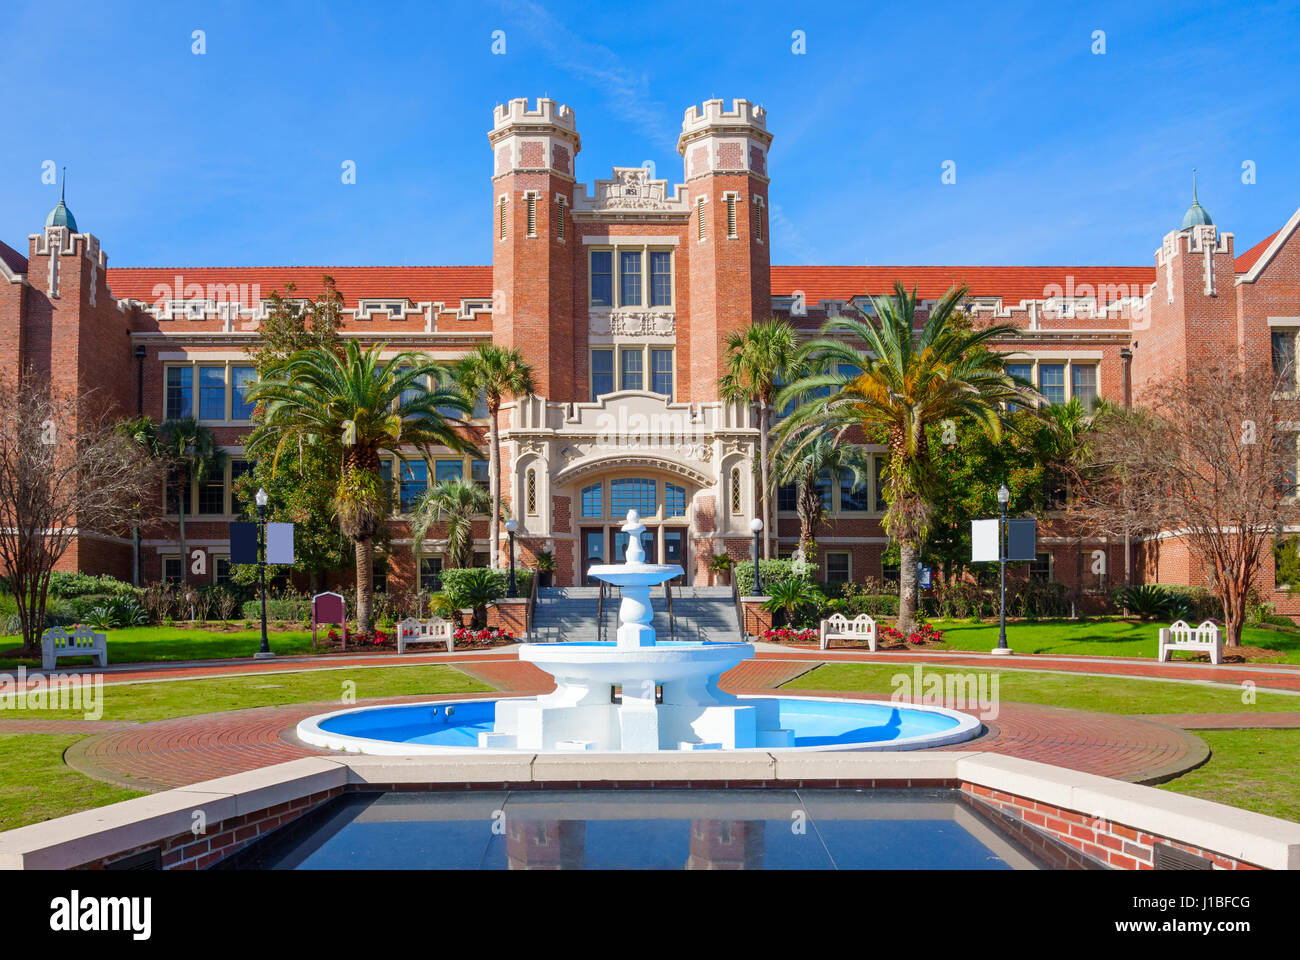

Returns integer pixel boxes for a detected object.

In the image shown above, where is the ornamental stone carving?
[574,166,689,214]
[590,310,675,337]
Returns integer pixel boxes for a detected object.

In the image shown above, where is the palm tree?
[156,418,225,588]
[410,478,491,569]
[454,344,535,569]
[245,341,475,633]
[777,282,1034,633]
[774,431,873,560]
[116,416,163,586]
[719,319,805,559]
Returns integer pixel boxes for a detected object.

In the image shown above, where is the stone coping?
[2,752,1298,870]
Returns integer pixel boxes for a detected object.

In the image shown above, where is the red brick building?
[2,98,1298,610]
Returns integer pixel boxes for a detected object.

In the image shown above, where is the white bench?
[1158,619,1223,665]
[42,625,107,670]
[819,613,877,651]
[396,617,454,654]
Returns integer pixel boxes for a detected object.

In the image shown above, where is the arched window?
[730,468,741,513]
[526,469,537,515]
[581,483,602,518]
[610,478,656,517]
[665,483,686,517]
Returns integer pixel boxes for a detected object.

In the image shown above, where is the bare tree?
[0,375,165,653]
[1070,361,1300,646]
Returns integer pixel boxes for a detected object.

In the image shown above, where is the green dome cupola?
[45,169,78,233]
[1180,169,1212,230]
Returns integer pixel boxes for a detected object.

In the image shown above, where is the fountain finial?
[621,510,646,564]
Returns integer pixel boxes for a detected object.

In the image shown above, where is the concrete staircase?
[529,585,741,644]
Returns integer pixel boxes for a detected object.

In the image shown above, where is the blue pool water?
[314,696,967,750]
[217,789,1051,870]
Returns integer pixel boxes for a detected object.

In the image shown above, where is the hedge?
[735,558,817,596]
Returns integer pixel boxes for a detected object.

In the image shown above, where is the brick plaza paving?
[12,647,1289,793]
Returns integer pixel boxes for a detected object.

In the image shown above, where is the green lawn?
[0,625,326,669]
[1158,730,1300,823]
[0,734,144,832]
[926,618,1300,663]
[782,662,1300,714]
[0,663,495,830]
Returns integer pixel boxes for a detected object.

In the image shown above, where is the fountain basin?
[295,695,983,755]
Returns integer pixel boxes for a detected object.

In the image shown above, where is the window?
[231,366,256,420]
[379,460,393,505]
[665,483,686,517]
[620,251,642,307]
[730,468,741,513]
[825,552,850,584]
[214,556,232,585]
[696,197,706,241]
[1273,330,1297,383]
[1029,552,1052,583]
[840,467,870,511]
[230,458,251,512]
[197,476,225,515]
[198,366,226,420]
[650,349,673,397]
[526,468,537,514]
[498,196,507,240]
[1038,363,1066,406]
[591,349,614,399]
[620,348,643,391]
[610,478,656,517]
[471,459,490,493]
[373,557,388,594]
[1071,365,1098,411]
[882,563,900,586]
[590,251,613,307]
[874,456,888,512]
[434,459,463,483]
[555,196,566,242]
[162,556,183,585]
[650,252,672,306]
[399,461,428,511]
[1006,362,1033,411]
[777,483,797,512]
[397,366,422,409]
[525,194,537,237]
[420,557,443,592]
[166,467,189,516]
[165,367,193,419]
[816,470,832,511]
[581,483,603,518]
[471,389,489,420]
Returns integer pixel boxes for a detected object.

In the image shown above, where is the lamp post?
[255,487,272,658]
[505,518,519,598]
[750,517,764,594]
[994,483,1012,655]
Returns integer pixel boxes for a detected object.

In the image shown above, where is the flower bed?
[759,627,820,645]
[312,625,516,653]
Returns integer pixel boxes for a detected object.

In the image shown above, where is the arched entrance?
[569,471,694,586]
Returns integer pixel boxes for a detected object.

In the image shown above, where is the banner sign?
[1005,519,1038,562]
[971,519,1000,562]
[266,523,295,564]
[229,522,258,565]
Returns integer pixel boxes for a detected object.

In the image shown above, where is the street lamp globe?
[750,517,763,533]
[505,519,518,534]
[997,484,1010,505]
[255,487,269,508]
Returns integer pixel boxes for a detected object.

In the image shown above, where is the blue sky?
[2,0,1297,268]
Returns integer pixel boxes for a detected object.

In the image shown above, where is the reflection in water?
[686,819,765,870]
[507,819,586,870]
[504,818,766,869]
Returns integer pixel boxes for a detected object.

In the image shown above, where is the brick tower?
[677,99,773,398]
[1131,179,1238,394]
[488,97,581,400]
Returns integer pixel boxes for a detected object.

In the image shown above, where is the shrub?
[86,596,148,630]
[241,597,309,621]
[1009,580,1070,621]
[735,558,817,597]
[43,572,138,599]
[1113,584,1191,621]
[440,567,505,629]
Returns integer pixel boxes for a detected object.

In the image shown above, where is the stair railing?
[597,580,609,644]
[732,576,748,642]
[525,571,538,641]
[665,582,677,641]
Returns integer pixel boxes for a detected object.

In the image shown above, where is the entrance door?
[581,527,606,585]
[662,529,686,582]
[612,527,657,565]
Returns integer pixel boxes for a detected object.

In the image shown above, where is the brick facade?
[2,97,1298,606]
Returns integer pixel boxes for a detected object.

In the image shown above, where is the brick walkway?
[60,662,1210,791]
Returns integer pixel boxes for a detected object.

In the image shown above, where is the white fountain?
[480,510,796,752]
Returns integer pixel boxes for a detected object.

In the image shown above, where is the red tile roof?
[1234,231,1280,273]
[0,240,27,275]
[768,265,1156,307]
[103,266,494,307]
